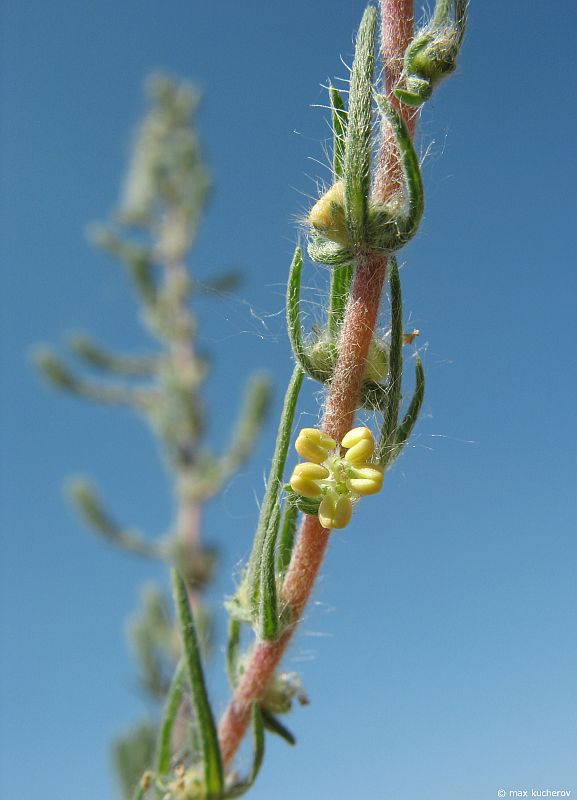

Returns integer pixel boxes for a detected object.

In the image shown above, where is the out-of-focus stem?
[162,233,205,608]
[218,0,415,767]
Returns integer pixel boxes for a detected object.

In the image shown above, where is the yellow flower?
[288,426,384,529]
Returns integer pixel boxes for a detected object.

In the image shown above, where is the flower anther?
[289,426,383,529]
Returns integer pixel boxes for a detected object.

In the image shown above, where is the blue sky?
[1,1,576,798]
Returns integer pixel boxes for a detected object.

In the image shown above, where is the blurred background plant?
[35,75,271,799]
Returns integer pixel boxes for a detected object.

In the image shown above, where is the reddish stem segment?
[218,0,415,768]
[375,0,418,200]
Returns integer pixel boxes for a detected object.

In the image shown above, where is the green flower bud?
[306,334,389,384]
[308,181,349,246]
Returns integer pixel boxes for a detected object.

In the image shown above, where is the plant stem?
[374,0,418,200]
[218,0,416,767]
[162,243,205,605]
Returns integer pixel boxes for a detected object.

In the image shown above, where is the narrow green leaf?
[374,95,424,239]
[225,705,265,797]
[258,501,281,641]
[226,618,241,688]
[431,0,451,27]
[68,479,161,559]
[384,257,403,440]
[392,356,425,460]
[261,709,296,746]
[327,85,354,337]
[245,366,303,609]
[276,502,299,576]
[35,347,145,406]
[330,85,347,180]
[155,660,186,777]
[68,334,157,376]
[286,247,322,378]
[34,348,81,392]
[328,263,354,338]
[90,225,158,305]
[375,257,403,464]
[171,570,224,797]
[343,5,377,248]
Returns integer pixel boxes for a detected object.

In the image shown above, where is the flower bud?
[308,181,349,246]
[364,339,389,382]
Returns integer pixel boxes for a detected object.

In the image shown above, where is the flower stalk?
[218,0,434,769]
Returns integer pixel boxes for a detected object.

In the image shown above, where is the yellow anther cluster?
[342,426,375,464]
[295,428,337,464]
[318,493,353,530]
[290,462,329,499]
[289,426,384,530]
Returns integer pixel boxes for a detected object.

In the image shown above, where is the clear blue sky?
[1,1,576,798]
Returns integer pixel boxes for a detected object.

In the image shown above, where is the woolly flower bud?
[342,426,375,465]
[262,671,308,715]
[412,29,461,83]
[308,181,349,246]
[365,339,390,383]
[307,335,389,384]
[318,494,353,530]
[295,428,337,464]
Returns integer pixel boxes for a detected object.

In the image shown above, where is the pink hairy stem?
[218,0,417,768]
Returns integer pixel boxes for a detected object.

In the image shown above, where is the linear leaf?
[375,257,403,465]
[330,85,347,180]
[276,502,299,576]
[374,96,424,238]
[286,247,322,378]
[327,87,353,336]
[344,5,377,248]
[261,709,296,746]
[391,356,425,461]
[385,257,403,435]
[245,366,303,610]
[258,501,281,641]
[171,570,223,797]
[155,659,186,777]
[68,334,157,376]
[226,618,241,688]
[68,479,161,559]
